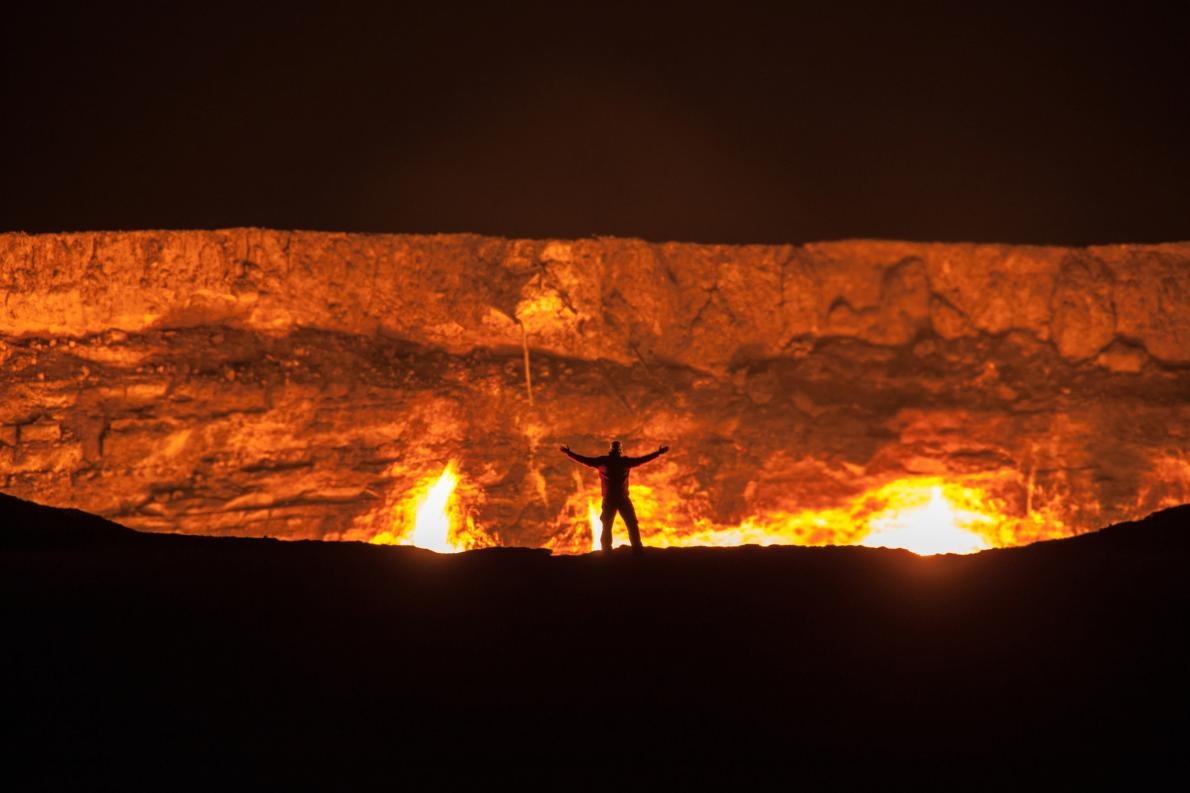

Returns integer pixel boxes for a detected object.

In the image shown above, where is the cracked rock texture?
[1,229,1188,545]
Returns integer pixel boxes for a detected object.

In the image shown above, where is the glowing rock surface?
[1,230,1187,551]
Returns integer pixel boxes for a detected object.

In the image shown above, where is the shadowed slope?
[0,491,136,546]
[2,494,1187,787]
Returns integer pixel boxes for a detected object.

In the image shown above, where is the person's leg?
[620,498,643,553]
[598,501,616,553]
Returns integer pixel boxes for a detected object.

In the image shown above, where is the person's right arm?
[561,446,600,467]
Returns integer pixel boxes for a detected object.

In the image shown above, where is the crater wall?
[2,230,1187,547]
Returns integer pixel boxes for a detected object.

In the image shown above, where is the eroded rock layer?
[1,230,1187,548]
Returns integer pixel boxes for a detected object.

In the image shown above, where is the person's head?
[609,440,622,456]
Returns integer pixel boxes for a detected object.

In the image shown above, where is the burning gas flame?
[363,460,1073,557]
[859,485,992,555]
[368,463,493,553]
[565,475,1061,556]
[587,501,602,553]
[410,465,461,552]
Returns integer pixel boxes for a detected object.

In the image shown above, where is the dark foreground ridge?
[3,493,1188,788]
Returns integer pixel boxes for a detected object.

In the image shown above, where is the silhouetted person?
[561,440,669,555]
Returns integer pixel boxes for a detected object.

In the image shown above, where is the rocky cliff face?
[1,230,1187,549]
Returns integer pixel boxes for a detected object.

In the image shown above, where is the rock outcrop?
[1,230,1187,547]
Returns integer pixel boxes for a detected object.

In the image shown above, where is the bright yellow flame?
[411,465,460,552]
[367,463,493,553]
[587,501,602,553]
[364,461,1073,557]
[859,485,992,555]
[565,474,1064,556]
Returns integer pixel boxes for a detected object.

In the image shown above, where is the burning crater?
[1,230,1187,554]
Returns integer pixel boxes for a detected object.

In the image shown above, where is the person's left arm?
[626,446,669,467]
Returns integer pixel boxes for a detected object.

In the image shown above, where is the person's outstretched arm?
[561,446,600,467]
[626,446,669,467]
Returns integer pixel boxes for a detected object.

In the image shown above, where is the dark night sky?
[3,3,1188,244]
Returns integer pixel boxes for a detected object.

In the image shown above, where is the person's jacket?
[563,448,664,500]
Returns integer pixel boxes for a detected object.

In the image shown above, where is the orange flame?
[587,501,602,553]
[358,459,1084,556]
[859,485,991,555]
[368,463,494,553]
[567,474,1068,556]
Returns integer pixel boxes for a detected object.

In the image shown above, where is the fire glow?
[368,463,493,554]
[859,485,991,555]
[3,232,1186,556]
[371,463,1062,556]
